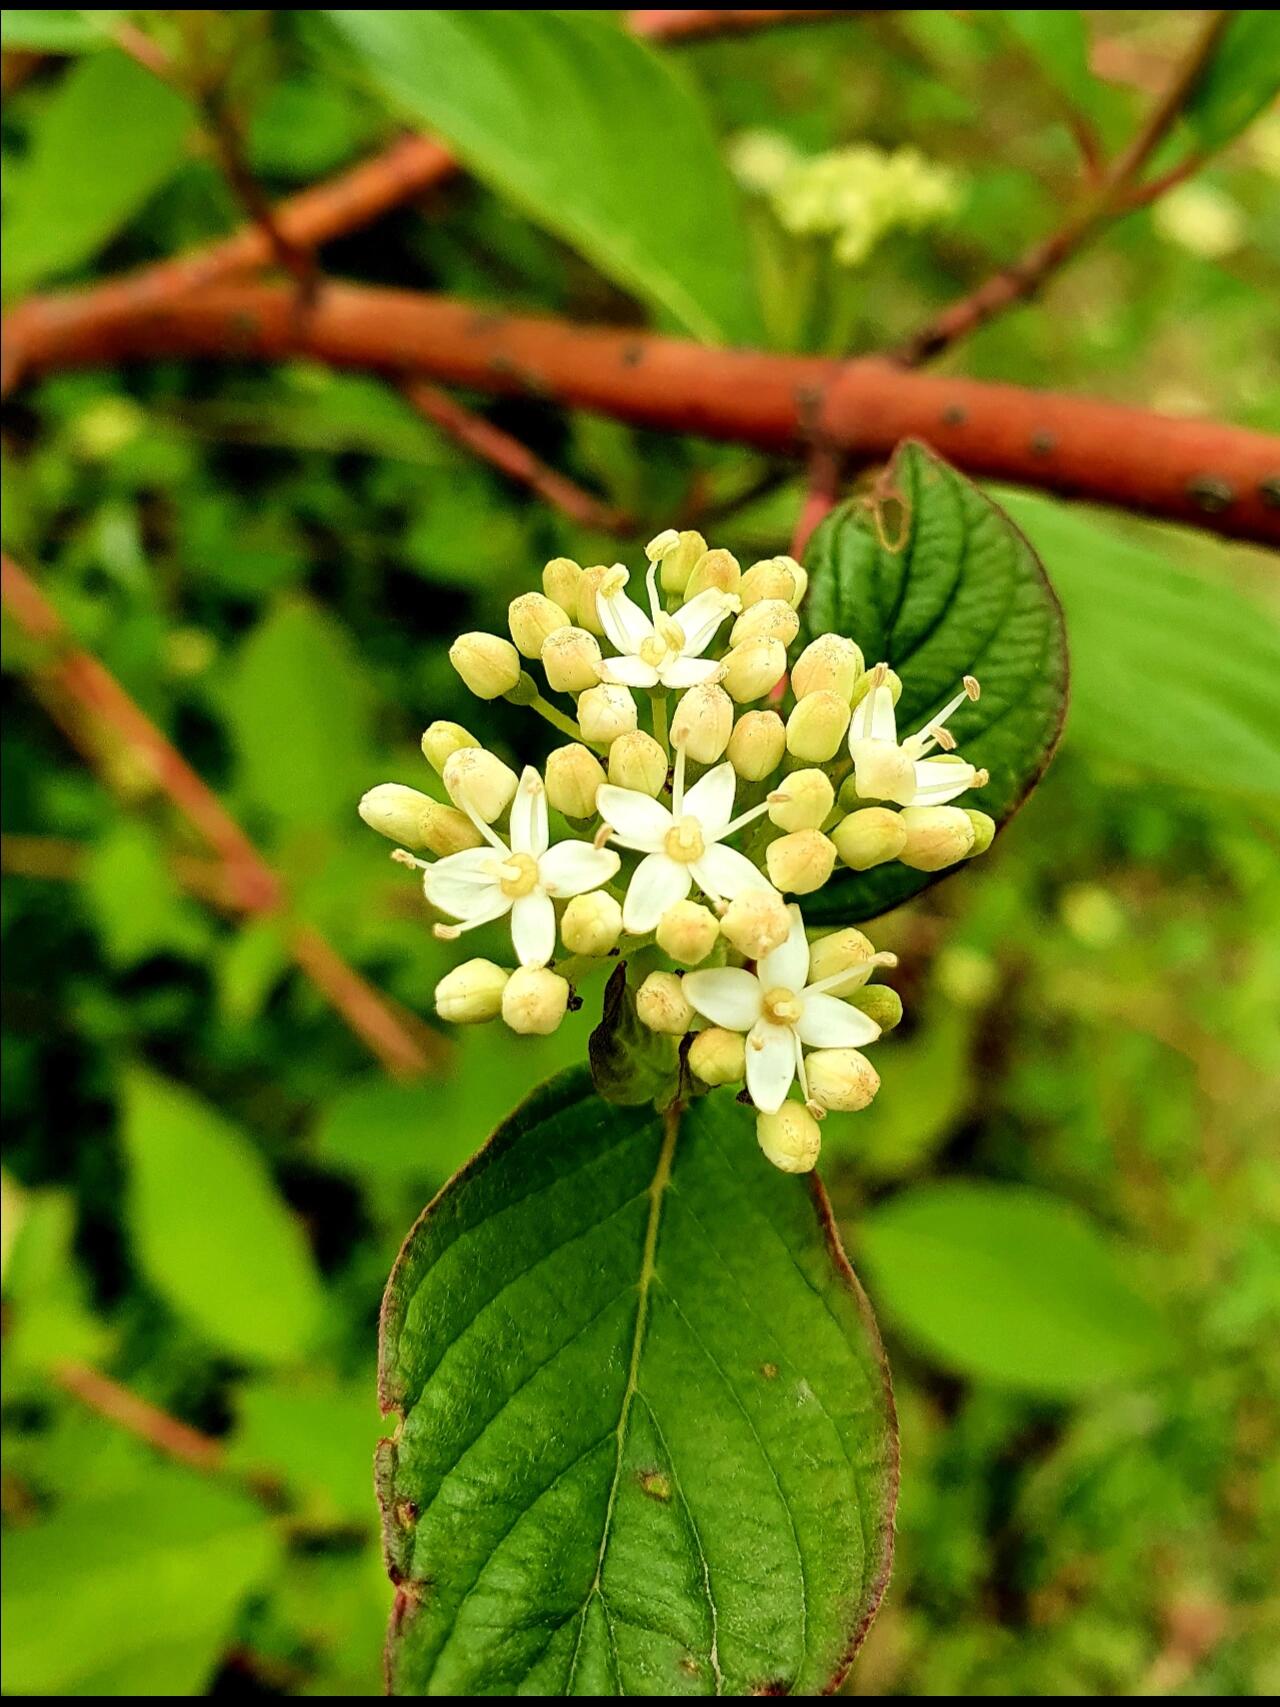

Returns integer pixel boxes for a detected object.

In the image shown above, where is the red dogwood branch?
[10,282,1274,544]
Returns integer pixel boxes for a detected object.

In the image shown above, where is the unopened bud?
[659,529,707,594]
[560,890,623,957]
[442,747,518,823]
[898,805,976,871]
[766,828,837,894]
[740,557,799,607]
[577,683,638,746]
[421,720,478,774]
[831,806,908,869]
[791,634,864,702]
[358,784,438,849]
[850,664,901,709]
[719,888,791,960]
[450,631,522,700]
[636,970,694,1035]
[645,528,681,563]
[608,730,669,796]
[544,743,606,820]
[685,548,741,600]
[671,683,733,764]
[542,556,583,612]
[502,966,570,1035]
[848,984,903,1032]
[768,768,834,832]
[807,1048,881,1113]
[656,899,720,966]
[576,564,623,636]
[541,626,602,694]
[731,598,799,650]
[779,554,808,607]
[419,801,487,857]
[434,958,509,1024]
[786,690,851,762]
[722,637,786,704]
[964,810,996,856]
[508,592,570,659]
[756,1102,821,1173]
[688,1026,746,1086]
[728,710,787,781]
[807,927,879,994]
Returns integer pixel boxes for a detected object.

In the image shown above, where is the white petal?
[596,785,672,853]
[683,762,737,837]
[745,1019,797,1113]
[796,991,882,1049]
[599,653,661,688]
[538,840,620,898]
[682,967,763,1032]
[849,683,898,747]
[658,655,721,690]
[674,589,737,657]
[599,588,654,658]
[758,904,810,992]
[908,758,977,806]
[509,766,549,857]
[692,841,773,903]
[622,853,691,934]
[423,849,505,918]
[511,890,556,968]
[851,739,917,805]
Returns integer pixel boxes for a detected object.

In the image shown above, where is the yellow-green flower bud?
[730,598,800,650]
[442,747,519,824]
[807,1048,881,1113]
[434,958,509,1024]
[656,899,720,966]
[766,828,838,894]
[722,637,787,704]
[727,710,786,782]
[419,801,487,857]
[964,810,996,856]
[450,631,521,700]
[719,888,791,960]
[685,548,741,600]
[659,529,708,594]
[850,663,901,710]
[848,984,903,1033]
[542,555,584,612]
[577,683,638,747]
[671,683,733,764]
[508,591,570,659]
[636,970,694,1035]
[541,626,602,695]
[689,1026,746,1086]
[779,554,808,608]
[358,784,438,849]
[560,891,623,957]
[786,690,851,762]
[791,633,864,702]
[645,527,681,563]
[767,767,834,832]
[544,743,606,820]
[420,720,478,774]
[740,557,800,607]
[756,1102,821,1173]
[807,926,878,994]
[899,805,977,871]
[831,806,908,869]
[576,564,625,636]
[502,966,570,1035]
[608,730,668,796]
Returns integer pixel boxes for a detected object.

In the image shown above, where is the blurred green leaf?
[0,9,119,51]
[1,1179,110,1370]
[996,11,1096,117]
[231,1375,382,1523]
[216,917,290,1026]
[379,1073,896,1694]
[3,48,191,298]
[121,1067,324,1363]
[83,820,211,968]
[1182,11,1280,151]
[857,1182,1175,1395]
[324,9,762,344]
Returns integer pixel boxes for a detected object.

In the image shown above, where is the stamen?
[672,741,687,816]
[646,558,662,626]
[720,799,772,839]
[973,768,989,787]
[593,823,614,850]
[433,923,462,941]
[964,675,981,700]
[806,1100,827,1122]
[794,1033,810,1100]
[391,848,427,870]
[869,661,888,688]
[930,725,958,752]
[459,794,509,852]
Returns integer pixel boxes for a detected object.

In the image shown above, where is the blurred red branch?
[50,1359,226,1473]
[1,551,446,1078]
[10,282,1273,544]
[627,9,851,38]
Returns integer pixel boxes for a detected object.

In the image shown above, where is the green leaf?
[996,11,1096,116]
[995,491,1280,800]
[589,963,681,1107]
[3,48,191,299]
[121,1067,324,1364]
[856,1182,1175,1396]
[0,9,119,52]
[324,10,761,345]
[800,440,1068,924]
[1182,11,1280,152]
[378,1071,897,1696]
[83,820,210,968]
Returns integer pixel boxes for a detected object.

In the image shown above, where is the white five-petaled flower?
[596,744,776,934]
[684,905,881,1114]
[596,560,739,691]
[416,766,619,968]
[849,666,986,806]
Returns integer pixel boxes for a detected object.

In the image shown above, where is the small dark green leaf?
[589,963,681,1108]
[1182,11,1280,152]
[378,1072,897,1696]
[800,440,1069,924]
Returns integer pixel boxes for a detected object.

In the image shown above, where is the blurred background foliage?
[2,7,1279,1697]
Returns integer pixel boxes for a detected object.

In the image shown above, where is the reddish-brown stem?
[12,282,1273,544]
[627,8,850,39]
[51,1358,225,1473]
[1,551,445,1077]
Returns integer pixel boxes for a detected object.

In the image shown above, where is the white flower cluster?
[359,528,994,1174]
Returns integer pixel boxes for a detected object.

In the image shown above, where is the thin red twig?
[51,1358,225,1473]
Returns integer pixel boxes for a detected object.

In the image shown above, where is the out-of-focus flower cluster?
[359,529,993,1173]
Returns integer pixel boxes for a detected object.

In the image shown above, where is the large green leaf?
[324,10,761,345]
[377,1071,897,1696]
[800,440,1068,924]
